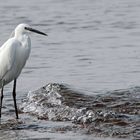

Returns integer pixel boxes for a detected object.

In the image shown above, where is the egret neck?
[15,31,31,60]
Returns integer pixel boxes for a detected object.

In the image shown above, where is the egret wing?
[0,38,18,81]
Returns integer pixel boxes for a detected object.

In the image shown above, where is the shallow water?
[20,83,140,138]
[0,0,140,139]
[0,83,139,139]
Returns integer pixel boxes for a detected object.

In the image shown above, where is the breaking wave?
[20,83,140,138]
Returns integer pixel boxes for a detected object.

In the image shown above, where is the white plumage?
[0,23,47,119]
[0,24,31,87]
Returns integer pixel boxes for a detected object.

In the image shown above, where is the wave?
[20,83,140,138]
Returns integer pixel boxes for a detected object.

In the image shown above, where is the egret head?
[15,23,47,37]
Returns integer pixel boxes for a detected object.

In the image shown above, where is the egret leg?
[12,79,19,119]
[0,82,4,118]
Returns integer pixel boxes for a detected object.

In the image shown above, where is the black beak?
[25,27,47,36]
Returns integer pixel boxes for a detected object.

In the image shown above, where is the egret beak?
[25,27,47,36]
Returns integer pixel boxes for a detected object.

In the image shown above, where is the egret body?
[0,23,47,119]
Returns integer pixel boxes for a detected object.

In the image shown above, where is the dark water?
[0,0,140,139]
[0,83,139,139]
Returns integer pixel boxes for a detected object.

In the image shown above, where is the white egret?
[0,23,47,119]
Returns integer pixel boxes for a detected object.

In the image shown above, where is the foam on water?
[20,83,140,138]
[20,83,89,121]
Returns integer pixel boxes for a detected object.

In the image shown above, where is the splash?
[20,83,95,121]
[20,83,140,138]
